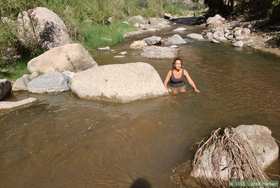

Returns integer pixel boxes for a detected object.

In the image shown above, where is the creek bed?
[1,30,280,188]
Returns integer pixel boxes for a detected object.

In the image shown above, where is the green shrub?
[80,21,135,49]
[0,59,28,80]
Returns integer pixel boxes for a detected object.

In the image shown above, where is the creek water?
[1,28,280,188]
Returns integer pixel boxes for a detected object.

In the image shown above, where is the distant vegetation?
[204,0,280,22]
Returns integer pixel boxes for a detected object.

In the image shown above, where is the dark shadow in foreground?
[130,178,152,188]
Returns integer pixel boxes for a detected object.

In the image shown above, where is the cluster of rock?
[203,14,253,47]
[124,15,171,38]
[129,33,189,59]
[9,42,168,103]
[0,7,171,110]
[0,79,37,110]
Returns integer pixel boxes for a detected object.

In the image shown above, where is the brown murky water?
[1,28,280,188]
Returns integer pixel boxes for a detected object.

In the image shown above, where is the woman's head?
[172,57,183,70]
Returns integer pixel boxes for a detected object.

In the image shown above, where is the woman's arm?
[164,70,172,89]
[184,70,200,93]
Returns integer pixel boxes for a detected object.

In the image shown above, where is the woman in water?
[164,57,200,95]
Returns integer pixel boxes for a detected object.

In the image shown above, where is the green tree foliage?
[204,0,280,21]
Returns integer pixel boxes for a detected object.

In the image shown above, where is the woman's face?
[174,60,182,70]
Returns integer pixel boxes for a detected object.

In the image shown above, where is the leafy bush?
[80,21,135,49]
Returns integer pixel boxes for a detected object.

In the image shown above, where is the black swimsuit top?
[170,69,184,84]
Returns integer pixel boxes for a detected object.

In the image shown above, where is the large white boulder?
[141,46,178,59]
[70,62,168,103]
[191,125,279,182]
[235,125,279,169]
[27,43,97,74]
[17,7,71,49]
[27,72,70,93]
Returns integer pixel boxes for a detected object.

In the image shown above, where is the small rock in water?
[170,45,179,48]
[130,40,147,49]
[205,32,214,41]
[114,55,125,58]
[98,46,111,51]
[232,41,244,47]
[187,33,205,41]
[173,27,187,33]
[164,34,187,45]
[143,36,162,45]
[119,51,128,55]
[0,97,37,110]
[211,39,220,43]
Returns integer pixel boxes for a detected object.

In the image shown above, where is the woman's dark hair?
[172,57,183,69]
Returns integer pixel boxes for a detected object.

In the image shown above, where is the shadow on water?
[130,178,152,188]
[170,16,205,25]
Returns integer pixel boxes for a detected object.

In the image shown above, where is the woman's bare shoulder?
[183,69,189,74]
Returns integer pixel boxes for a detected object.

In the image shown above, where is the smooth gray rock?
[0,79,12,101]
[141,46,178,59]
[12,74,30,91]
[187,33,205,41]
[164,34,187,45]
[70,62,168,103]
[143,36,162,45]
[27,72,70,93]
